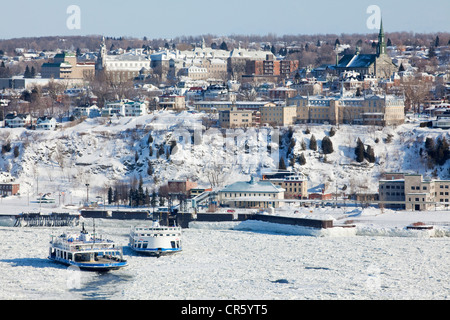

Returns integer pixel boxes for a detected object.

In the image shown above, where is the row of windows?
[223,193,274,198]
[382,184,450,190]
[381,192,405,196]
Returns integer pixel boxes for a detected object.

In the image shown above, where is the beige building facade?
[41,52,95,79]
[379,173,450,211]
[263,173,308,199]
[260,105,297,127]
[219,109,255,128]
[289,94,405,126]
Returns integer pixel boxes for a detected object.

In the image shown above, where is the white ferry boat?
[48,223,127,271]
[432,112,450,129]
[129,221,182,256]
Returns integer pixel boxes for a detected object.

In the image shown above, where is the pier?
[80,209,336,230]
[14,213,80,227]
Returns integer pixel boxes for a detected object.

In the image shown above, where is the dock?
[14,212,80,227]
[79,209,338,230]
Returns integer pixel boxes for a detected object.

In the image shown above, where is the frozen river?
[0,219,449,300]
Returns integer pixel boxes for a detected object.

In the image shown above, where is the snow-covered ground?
[0,113,449,299]
[0,215,449,300]
[1,111,448,202]
[0,195,449,300]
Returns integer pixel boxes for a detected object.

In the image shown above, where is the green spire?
[377,19,386,56]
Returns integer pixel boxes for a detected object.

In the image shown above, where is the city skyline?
[0,0,449,40]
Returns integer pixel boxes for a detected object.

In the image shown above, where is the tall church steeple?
[377,19,386,57]
[96,36,107,70]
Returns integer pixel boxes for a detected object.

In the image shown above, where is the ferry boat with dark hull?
[48,223,127,271]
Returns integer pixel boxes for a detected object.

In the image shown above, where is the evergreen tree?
[24,65,31,78]
[151,191,157,209]
[271,45,276,55]
[425,137,436,160]
[169,140,177,154]
[428,45,436,59]
[309,135,317,151]
[220,41,228,51]
[147,160,154,176]
[112,188,117,203]
[137,177,144,206]
[329,127,336,137]
[300,139,307,150]
[30,66,36,78]
[149,145,153,157]
[435,35,440,47]
[322,136,334,154]
[158,144,165,157]
[298,153,306,166]
[287,137,296,155]
[0,61,11,78]
[436,137,450,165]
[279,157,287,170]
[365,145,376,163]
[387,38,392,47]
[289,154,296,167]
[107,187,113,204]
[147,133,153,144]
[355,138,365,162]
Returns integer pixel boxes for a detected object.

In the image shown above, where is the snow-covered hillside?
[0,111,449,203]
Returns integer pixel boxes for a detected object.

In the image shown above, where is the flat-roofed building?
[262,172,308,199]
[0,183,20,196]
[41,52,95,79]
[260,104,297,127]
[379,173,450,210]
[289,93,404,126]
[219,108,255,128]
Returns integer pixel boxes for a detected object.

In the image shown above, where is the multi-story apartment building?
[262,171,308,199]
[41,52,95,79]
[289,93,405,126]
[158,95,186,111]
[379,173,450,210]
[244,57,299,82]
[219,109,256,128]
[260,105,297,127]
[195,101,272,113]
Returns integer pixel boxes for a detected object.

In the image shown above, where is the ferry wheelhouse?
[129,221,182,256]
[48,223,127,271]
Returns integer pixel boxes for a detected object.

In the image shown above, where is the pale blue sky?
[1,0,449,39]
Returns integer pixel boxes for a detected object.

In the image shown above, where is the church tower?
[377,19,387,57]
[96,36,107,71]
